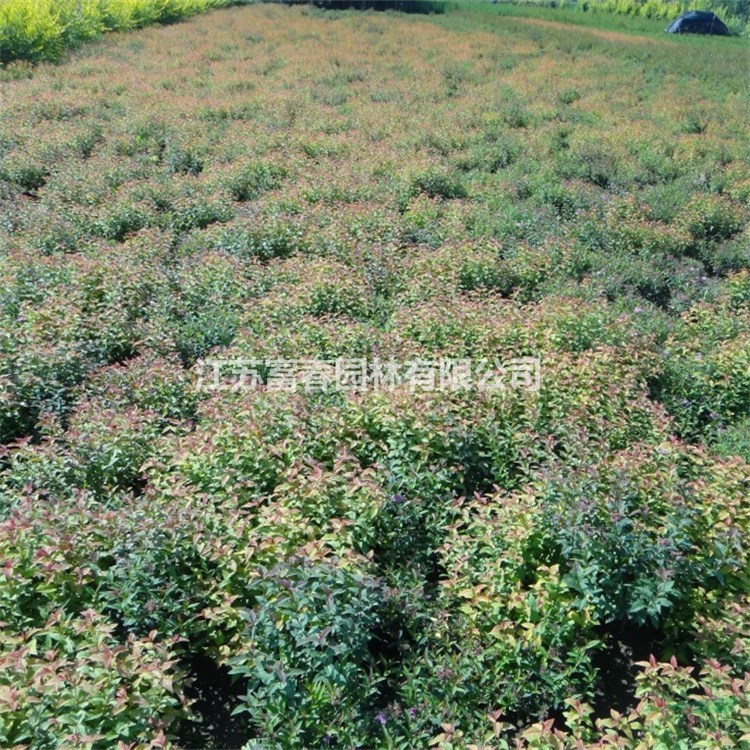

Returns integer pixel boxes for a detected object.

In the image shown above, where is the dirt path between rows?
[510,15,670,45]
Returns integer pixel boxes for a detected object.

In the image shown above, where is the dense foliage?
[0,3,748,748]
[0,0,242,64]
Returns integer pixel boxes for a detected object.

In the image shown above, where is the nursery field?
[1,3,749,748]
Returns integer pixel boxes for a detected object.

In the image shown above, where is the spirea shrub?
[0,4,748,748]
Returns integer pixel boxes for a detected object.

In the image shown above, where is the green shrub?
[228,560,384,748]
[0,158,47,192]
[408,168,468,202]
[655,305,750,440]
[389,491,598,743]
[519,657,750,748]
[458,256,509,293]
[0,338,88,442]
[557,87,581,105]
[186,217,307,262]
[167,196,234,234]
[0,409,160,505]
[223,162,286,202]
[632,140,683,185]
[72,125,105,160]
[0,0,235,64]
[678,194,745,244]
[534,181,590,220]
[558,145,618,188]
[0,611,187,749]
[454,138,520,173]
[543,448,700,628]
[173,307,239,364]
[92,204,150,242]
[82,354,198,422]
[0,0,64,64]
[399,194,446,246]
[680,110,711,135]
[500,98,531,129]
[165,141,205,176]
[65,403,161,498]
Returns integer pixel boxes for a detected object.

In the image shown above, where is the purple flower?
[634,306,643,313]
[376,712,387,726]
[391,494,406,504]
[407,707,417,719]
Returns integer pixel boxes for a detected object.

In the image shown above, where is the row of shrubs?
[2,234,747,452]
[0,0,242,64]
